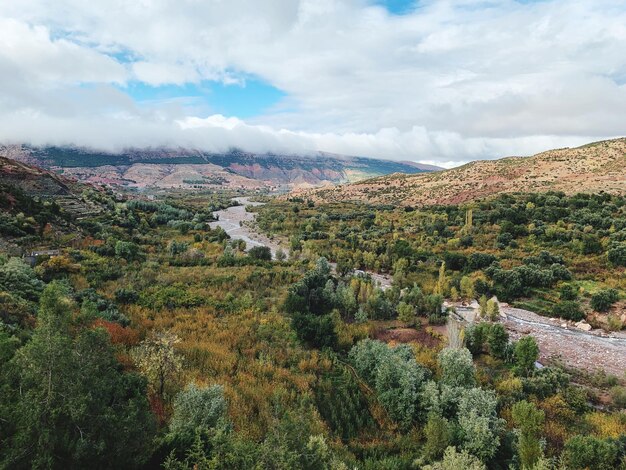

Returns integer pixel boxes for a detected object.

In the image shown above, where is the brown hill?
[294,138,626,206]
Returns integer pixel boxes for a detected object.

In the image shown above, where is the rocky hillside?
[295,138,626,206]
[0,145,439,190]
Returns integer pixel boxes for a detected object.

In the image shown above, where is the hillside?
[296,138,626,205]
[0,157,107,253]
[0,145,439,190]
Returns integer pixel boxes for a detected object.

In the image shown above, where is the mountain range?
[293,138,626,206]
[0,145,439,190]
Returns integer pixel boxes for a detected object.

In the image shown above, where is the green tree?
[248,246,272,261]
[460,276,475,300]
[487,323,509,359]
[397,301,416,325]
[168,384,228,445]
[114,240,141,261]
[0,257,44,302]
[590,289,619,312]
[478,295,488,319]
[275,247,287,262]
[486,298,500,321]
[438,347,475,388]
[423,446,486,470]
[561,435,618,470]
[607,244,626,267]
[375,346,428,430]
[457,388,504,461]
[514,336,539,376]
[423,414,452,462]
[512,400,545,468]
[435,262,448,296]
[1,282,155,468]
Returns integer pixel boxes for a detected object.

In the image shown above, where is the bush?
[248,246,272,261]
[552,301,584,321]
[607,244,626,266]
[559,284,579,301]
[590,289,619,312]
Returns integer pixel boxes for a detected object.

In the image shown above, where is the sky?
[0,0,625,167]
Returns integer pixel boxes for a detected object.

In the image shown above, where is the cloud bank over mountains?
[0,0,625,167]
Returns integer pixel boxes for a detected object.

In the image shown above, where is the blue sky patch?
[375,0,417,15]
[122,77,286,118]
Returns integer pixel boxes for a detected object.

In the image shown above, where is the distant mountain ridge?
[292,138,626,205]
[0,145,440,190]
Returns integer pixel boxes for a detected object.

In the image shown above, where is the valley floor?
[213,198,626,376]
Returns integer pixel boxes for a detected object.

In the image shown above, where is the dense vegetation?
[257,192,626,327]
[0,185,625,469]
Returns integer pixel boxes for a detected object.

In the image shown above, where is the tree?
[607,244,626,267]
[561,435,618,470]
[435,262,448,296]
[552,301,584,321]
[397,301,416,325]
[559,284,578,301]
[348,339,389,385]
[457,388,504,461]
[423,414,452,462]
[478,295,488,319]
[423,446,486,470]
[375,346,428,430]
[487,323,509,359]
[115,240,141,261]
[275,247,287,262]
[132,330,183,401]
[438,347,475,388]
[486,298,500,321]
[515,336,539,376]
[169,384,228,442]
[1,282,155,468]
[0,257,44,302]
[460,276,475,300]
[512,400,545,468]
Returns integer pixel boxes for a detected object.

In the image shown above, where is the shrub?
[590,289,619,312]
[607,244,626,266]
[562,435,619,470]
[248,246,272,261]
[559,284,579,301]
[552,301,584,321]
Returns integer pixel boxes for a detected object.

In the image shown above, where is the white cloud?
[0,0,625,164]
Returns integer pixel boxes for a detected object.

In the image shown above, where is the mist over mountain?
[0,144,440,190]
